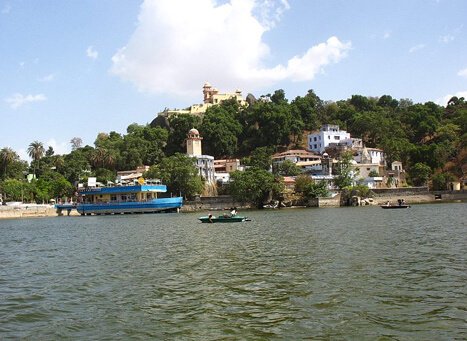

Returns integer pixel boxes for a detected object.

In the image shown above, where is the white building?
[186,128,215,183]
[353,147,385,165]
[308,124,358,154]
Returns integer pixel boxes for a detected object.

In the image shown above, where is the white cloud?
[409,44,425,53]
[458,68,467,78]
[46,138,70,156]
[18,148,29,162]
[383,30,391,39]
[439,34,454,43]
[5,93,47,109]
[436,91,467,106]
[111,0,351,97]
[86,46,98,60]
[39,73,55,82]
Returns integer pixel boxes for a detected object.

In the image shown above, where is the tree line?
[1,89,465,203]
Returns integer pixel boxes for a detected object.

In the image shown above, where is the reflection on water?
[0,203,466,339]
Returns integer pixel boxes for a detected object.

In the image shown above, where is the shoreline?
[1,192,465,220]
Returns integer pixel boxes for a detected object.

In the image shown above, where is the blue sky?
[1,0,466,160]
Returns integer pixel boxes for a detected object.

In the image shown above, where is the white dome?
[189,128,199,135]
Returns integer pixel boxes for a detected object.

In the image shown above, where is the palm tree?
[90,148,107,169]
[0,147,17,178]
[27,140,45,176]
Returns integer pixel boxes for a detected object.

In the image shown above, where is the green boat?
[198,214,250,223]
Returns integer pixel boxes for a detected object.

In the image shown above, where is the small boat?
[198,214,250,223]
[380,205,410,209]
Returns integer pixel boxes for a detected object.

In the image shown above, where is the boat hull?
[380,205,410,209]
[199,215,248,223]
[76,197,183,215]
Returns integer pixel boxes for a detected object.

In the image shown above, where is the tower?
[321,153,332,175]
[186,128,202,156]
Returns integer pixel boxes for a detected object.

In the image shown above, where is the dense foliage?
[1,90,465,202]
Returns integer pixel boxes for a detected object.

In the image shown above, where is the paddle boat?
[380,204,411,209]
[380,199,410,209]
[198,213,250,223]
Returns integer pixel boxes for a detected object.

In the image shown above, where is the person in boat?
[230,207,237,216]
[385,201,391,206]
[208,214,213,223]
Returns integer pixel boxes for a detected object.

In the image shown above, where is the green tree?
[27,140,45,176]
[229,168,282,208]
[62,147,93,184]
[90,148,115,169]
[200,101,243,158]
[333,151,357,189]
[368,169,379,177]
[144,153,203,199]
[34,171,74,203]
[0,178,34,202]
[121,124,168,168]
[242,146,274,171]
[239,90,293,151]
[164,114,202,155]
[409,162,431,186]
[431,172,456,190]
[274,160,303,176]
[294,174,328,199]
[0,147,18,179]
[290,89,322,131]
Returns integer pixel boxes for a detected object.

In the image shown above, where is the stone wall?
[371,187,429,196]
[0,205,59,219]
[318,194,342,207]
[181,195,247,212]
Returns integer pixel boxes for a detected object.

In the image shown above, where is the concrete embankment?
[371,188,467,205]
[0,205,63,219]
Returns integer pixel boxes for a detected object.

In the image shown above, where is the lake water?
[0,203,466,340]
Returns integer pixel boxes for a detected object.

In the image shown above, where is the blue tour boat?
[73,179,182,215]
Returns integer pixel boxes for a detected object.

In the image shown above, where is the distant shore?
[1,191,465,220]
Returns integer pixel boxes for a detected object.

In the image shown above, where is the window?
[314,137,317,141]
[328,135,331,139]
[110,195,117,201]
[334,136,340,140]
[314,144,317,149]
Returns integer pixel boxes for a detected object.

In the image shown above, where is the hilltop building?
[159,82,246,118]
[307,124,362,154]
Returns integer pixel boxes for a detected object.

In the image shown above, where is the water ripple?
[0,203,465,339]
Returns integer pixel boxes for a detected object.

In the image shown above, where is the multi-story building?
[272,149,322,173]
[159,82,246,118]
[307,124,361,154]
[213,159,243,184]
